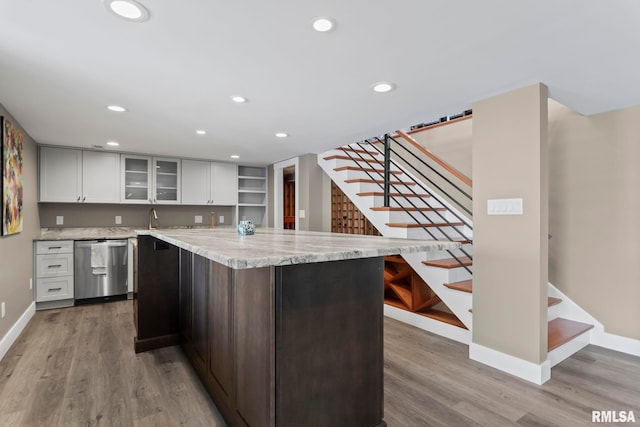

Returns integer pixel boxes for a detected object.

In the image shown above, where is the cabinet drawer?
[36,253,73,277]
[36,240,73,255]
[36,276,73,302]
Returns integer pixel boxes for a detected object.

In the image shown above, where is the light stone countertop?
[38,227,139,241]
[139,227,461,270]
[37,226,228,241]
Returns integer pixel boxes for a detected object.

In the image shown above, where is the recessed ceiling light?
[231,96,248,103]
[196,130,206,135]
[106,141,120,147]
[312,17,335,32]
[275,132,289,138]
[107,105,127,112]
[371,82,396,93]
[230,155,240,159]
[103,0,150,22]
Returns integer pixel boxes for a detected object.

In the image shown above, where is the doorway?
[283,166,296,229]
[273,157,299,230]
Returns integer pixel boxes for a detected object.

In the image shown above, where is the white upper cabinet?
[153,157,181,204]
[39,146,82,202]
[211,162,238,205]
[181,160,237,205]
[121,155,151,204]
[181,159,210,205]
[121,155,181,204]
[39,147,119,203]
[82,151,120,203]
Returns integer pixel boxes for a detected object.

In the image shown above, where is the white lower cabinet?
[35,240,74,309]
[36,276,73,302]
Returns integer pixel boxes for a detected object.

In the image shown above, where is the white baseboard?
[384,304,471,345]
[0,301,35,362]
[591,330,640,357]
[469,342,551,385]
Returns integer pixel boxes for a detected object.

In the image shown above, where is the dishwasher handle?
[75,240,128,248]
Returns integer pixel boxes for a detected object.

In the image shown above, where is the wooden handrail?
[403,115,471,136]
[395,130,472,187]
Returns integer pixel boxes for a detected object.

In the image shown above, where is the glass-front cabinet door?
[153,157,181,204]
[121,155,151,203]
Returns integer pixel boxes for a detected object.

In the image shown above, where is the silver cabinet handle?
[77,196,81,202]
[82,196,86,202]
[47,246,62,250]
[48,288,62,292]
[47,264,62,268]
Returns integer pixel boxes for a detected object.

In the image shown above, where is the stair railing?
[337,139,473,274]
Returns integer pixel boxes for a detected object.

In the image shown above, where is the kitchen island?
[134,228,459,427]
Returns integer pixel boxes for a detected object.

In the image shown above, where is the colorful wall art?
[2,116,24,236]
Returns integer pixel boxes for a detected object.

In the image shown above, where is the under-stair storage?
[385,256,465,329]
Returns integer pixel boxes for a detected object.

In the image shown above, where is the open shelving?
[237,165,268,226]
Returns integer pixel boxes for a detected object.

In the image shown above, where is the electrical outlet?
[1,302,5,318]
[29,278,32,290]
[219,215,224,224]
[115,215,122,225]
[195,215,203,224]
[299,210,306,219]
[56,216,64,225]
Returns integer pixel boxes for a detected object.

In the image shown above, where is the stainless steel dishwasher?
[74,240,128,302]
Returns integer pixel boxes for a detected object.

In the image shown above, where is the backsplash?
[38,203,235,228]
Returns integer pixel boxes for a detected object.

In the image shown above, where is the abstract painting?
[2,116,24,236]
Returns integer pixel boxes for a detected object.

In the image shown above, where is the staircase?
[318,133,603,377]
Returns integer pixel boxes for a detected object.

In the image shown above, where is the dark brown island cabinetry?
[135,235,386,427]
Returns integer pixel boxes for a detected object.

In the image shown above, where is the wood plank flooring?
[0,300,638,426]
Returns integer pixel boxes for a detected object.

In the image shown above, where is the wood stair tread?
[340,147,380,155]
[386,222,464,228]
[344,178,416,186]
[371,206,446,212]
[548,318,594,351]
[422,257,472,268]
[548,297,562,307]
[333,166,402,175]
[357,192,430,198]
[324,155,383,163]
[444,279,473,293]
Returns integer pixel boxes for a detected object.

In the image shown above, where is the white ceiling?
[0,1,639,165]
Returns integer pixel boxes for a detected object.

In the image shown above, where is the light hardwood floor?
[0,301,638,426]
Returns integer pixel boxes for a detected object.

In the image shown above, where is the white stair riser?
[404,226,472,240]
[548,329,591,367]
[339,168,403,180]
[376,209,461,224]
[369,195,435,208]
[350,181,420,194]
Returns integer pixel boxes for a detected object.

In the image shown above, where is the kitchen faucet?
[148,207,159,230]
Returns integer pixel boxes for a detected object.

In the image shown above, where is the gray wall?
[297,154,326,232]
[0,104,41,340]
[39,204,236,229]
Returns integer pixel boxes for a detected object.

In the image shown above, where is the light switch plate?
[299,210,306,219]
[487,198,524,215]
[56,216,64,225]
[195,215,203,224]
[219,215,224,224]
[115,215,122,225]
